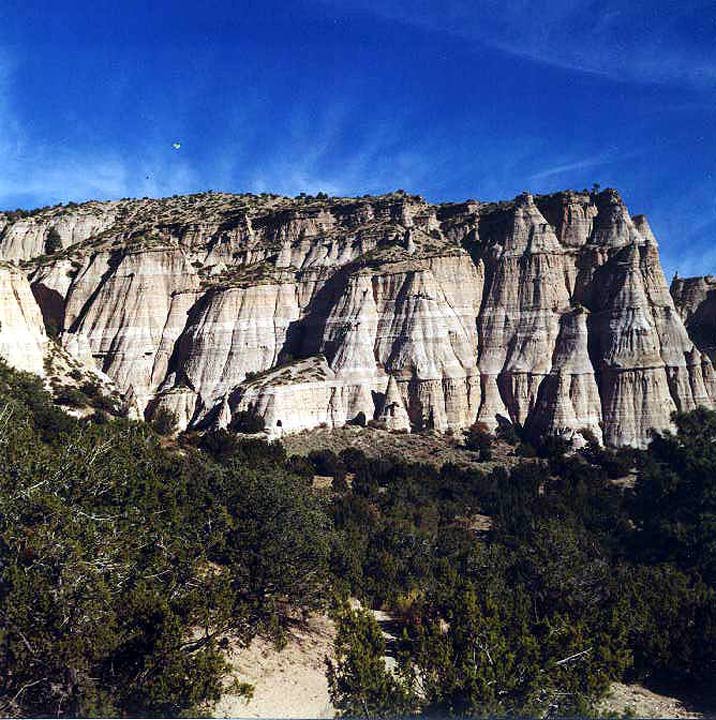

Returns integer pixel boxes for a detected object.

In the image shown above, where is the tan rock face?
[588,245,677,446]
[535,191,597,248]
[0,204,119,260]
[0,188,711,446]
[0,263,48,375]
[171,278,302,413]
[378,375,411,431]
[62,247,200,411]
[477,194,572,428]
[526,308,603,443]
[671,274,716,362]
[369,255,481,431]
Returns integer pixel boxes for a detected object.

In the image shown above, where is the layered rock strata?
[0,188,711,447]
[671,274,716,363]
[0,263,48,376]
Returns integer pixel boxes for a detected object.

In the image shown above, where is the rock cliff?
[1,188,711,447]
[671,274,716,363]
[0,262,48,376]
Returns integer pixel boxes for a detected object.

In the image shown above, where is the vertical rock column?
[526,308,603,442]
[636,227,714,412]
[590,244,677,447]
[372,260,481,431]
[320,271,381,424]
[477,194,572,428]
[378,374,411,431]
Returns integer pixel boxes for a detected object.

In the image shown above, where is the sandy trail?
[212,611,708,720]
[213,615,336,719]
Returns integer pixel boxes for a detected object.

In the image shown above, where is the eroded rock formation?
[0,262,48,375]
[0,188,711,447]
[671,274,716,363]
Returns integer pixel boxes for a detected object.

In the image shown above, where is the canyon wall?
[0,262,48,376]
[672,274,716,363]
[1,188,712,447]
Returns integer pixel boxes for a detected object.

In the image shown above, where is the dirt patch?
[213,615,335,719]
[212,621,711,719]
[599,682,707,719]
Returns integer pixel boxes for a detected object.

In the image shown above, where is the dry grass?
[281,424,518,471]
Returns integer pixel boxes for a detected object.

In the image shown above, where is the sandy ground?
[212,615,336,719]
[212,609,708,720]
[598,682,706,718]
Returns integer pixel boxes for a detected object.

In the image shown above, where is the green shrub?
[229,407,266,433]
[308,449,347,482]
[0,355,714,717]
[80,381,100,398]
[327,607,416,717]
[632,408,716,584]
[0,360,335,717]
[91,393,118,414]
[54,386,87,408]
[463,421,493,461]
[150,407,178,435]
[44,226,62,254]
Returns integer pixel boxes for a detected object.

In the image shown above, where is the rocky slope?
[1,188,712,447]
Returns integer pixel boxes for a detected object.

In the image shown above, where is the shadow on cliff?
[31,284,65,339]
[684,288,716,362]
[163,289,215,375]
[281,267,353,364]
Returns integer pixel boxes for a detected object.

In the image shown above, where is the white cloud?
[242,102,438,198]
[529,155,617,182]
[0,48,205,208]
[0,48,430,207]
[316,0,716,91]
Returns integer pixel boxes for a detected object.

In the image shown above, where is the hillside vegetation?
[0,362,713,717]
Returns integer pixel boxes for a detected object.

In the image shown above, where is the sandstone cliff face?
[526,308,603,443]
[32,246,201,414]
[1,188,711,447]
[671,274,716,363]
[0,263,48,376]
[0,203,119,260]
[476,194,572,429]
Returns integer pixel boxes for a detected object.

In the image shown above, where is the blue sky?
[1,0,714,276]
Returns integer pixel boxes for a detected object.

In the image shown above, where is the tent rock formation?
[0,188,712,447]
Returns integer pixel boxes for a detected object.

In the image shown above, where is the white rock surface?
[378,374,411,431]
[0,188,710,446]
[0,204,118,260]
[671,273,716,362]
[0,263,48,375]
